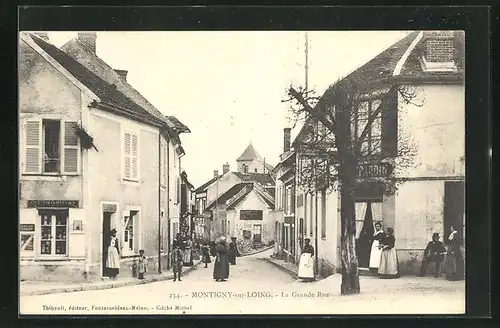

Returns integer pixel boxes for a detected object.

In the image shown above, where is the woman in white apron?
[369,221,384,272]
[298,238,315,281]
[106,229,120,279]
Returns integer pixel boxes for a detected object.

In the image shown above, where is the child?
[171,245,183,282]
[138,249,148,280]
[201,243,211,268]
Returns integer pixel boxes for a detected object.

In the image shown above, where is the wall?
[237,158,267,174]
[229,190,275,246]
[397,84,465,178]
[206,173,242,204]
[317,188,339,277]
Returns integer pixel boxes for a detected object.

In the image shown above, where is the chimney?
[33,32,49,42]
[77,32,97,53]
[222,163,230,174]
[114,69,128,82]
[423,31,455,63]
[283,128,291,153]
[214,170,219,179]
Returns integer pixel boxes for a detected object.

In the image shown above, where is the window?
[286,187,292,215]
[123,131,139,181]
[23,119,79,175]
[39,209,68,256]
[356,100,382,156]
[176,177,181,204]
[254,168,258,173]
[123,211,139,253]
[160,144,167,187]
[309,193,313,236]
[243,164,248,173]
[227,220,230,235]
[321,190,327,239]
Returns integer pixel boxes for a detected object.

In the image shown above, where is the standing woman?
[228,237,240,265]
[444,225,465,281]
[298,238,315,282]
[106,229,120,279]
[201,242,211,268]
[369,221,385,273]
[183,237,193,267]
[378,227,400,279]
[213,237,230,282]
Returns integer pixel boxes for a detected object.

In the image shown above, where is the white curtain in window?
[354,202,367,239]
[371,202,383,226]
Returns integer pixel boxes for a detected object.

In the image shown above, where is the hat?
[432,232,440,237]
[231,236,237,240]
[110,229,117,233]
[304,238,311,242]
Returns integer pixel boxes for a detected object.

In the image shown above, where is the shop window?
[123,210,139,254]
[39,209,68,257]
[356,100,382,156]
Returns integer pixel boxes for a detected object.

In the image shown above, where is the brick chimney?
[283,128,291,153]
[33,32,49,42]
[214,170,219,179]
[77,32,97,53]
[222,163,230,174]
[114,69,128,82]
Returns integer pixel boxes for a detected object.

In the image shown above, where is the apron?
[298,253,314,279]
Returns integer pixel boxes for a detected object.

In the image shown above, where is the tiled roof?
[237,144,260,161]
[205,183,252,210]
[167,116,190,133]
[29,34,159,123]
[194,177,217,193]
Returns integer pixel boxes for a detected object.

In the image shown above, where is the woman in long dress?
[378,227,400,279]
[443,226,465,281]
[213,237,230,282]
[298,238,315,281]
[183,237,193,266]
[369,221,385,272]
[106,229,120,279]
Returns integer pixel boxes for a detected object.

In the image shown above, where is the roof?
[194,177,217,193]
[205,183,252,210]
[28,34,162,126]
[59,36,190,136]
[237,144,261,161]
[167,116,190,133]
[233,172,274,187]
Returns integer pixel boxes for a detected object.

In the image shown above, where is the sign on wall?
[27,200,79,208]
[240,210,263,221]
[19,224,35,232]
[102,204,117,213]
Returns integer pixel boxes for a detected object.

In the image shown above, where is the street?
[20,249,465,315]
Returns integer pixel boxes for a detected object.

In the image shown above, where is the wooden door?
[253,224,262,244]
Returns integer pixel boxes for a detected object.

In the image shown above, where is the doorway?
[444,181,465,242]
[102,212,112,277]
[253,224,262,244]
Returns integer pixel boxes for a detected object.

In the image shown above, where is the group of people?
[297,222,464,281]
[104,229,147,280]
[171,233,241,282]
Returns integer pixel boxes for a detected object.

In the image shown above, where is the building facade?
[291,30,465,276]
[19,32,189,282]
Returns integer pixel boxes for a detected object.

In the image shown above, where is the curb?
[21,260,202,297]
[262,257,298,278]
[239,245,274,257]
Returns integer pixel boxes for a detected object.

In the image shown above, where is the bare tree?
[283,77,422,295]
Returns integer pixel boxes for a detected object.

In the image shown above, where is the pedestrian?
[298,238,315,282]
[378,227,400,279]
[369,221,385,273]
[171,245,183,282]
[106,229,120,280]
[443,226,465,281]
[209,240,216,257]
[228,237,240,265]
[172,233,183,250]
[183,237,194,266]
[201,242,211,268]
[213,237,230,282]
[137,249,148,280]
[418,233,446,277]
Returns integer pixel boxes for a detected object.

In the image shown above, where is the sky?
[48,30,409,187]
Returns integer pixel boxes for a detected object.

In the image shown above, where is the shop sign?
[102,204,117,213]
[27,200,79,208]
[19,224,35,232]
[357,163,392,179]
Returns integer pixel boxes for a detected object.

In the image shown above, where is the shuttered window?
[160,144,166,187]
[22,119,79,175]
[123,131,139,181]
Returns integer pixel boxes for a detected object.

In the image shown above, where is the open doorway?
[102,212,112,277]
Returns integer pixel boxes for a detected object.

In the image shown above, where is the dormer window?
[420,31,458,72]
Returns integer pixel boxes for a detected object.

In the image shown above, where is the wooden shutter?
[381,91,398,157]
[131,134,138,180]
[124,132,131,179]
[24,119,42,174]
[62,121,79,174]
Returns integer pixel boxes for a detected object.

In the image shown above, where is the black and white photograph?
[19,29,466,315]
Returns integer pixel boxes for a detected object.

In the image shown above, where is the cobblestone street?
[20,249,465,315]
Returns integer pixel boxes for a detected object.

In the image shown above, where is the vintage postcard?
[19,30,465,315]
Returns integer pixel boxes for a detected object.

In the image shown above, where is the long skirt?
[444,252,464,281]
[202,252,211,264]
[369,240,382,269]
[228,250,237,265]
[378,248,399,278]
[213,255,230,279]
[106,246,120,277]
[298,253,315,280]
